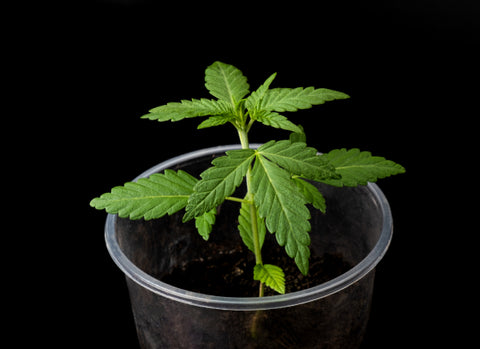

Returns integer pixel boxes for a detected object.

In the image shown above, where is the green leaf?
[238,197,266,253]
[90,170,198,220]
[257,140,339,182]
[195,208,217,241]
[293,177,326,213]
[197,114,236,129]
[319,148,406,187]
[260,87,350,112]
[141,98,232,122]
[183,149,256,222]
[251,154,311,275]
[254,264,286,294]
[252,111,302,133]
[289,124,307,143]
[205,61,250,107]
[245,72,277,110]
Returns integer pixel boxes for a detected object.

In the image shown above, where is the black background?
[15,0,478,347]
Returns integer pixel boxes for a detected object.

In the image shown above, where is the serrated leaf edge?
[319,148,406,187]
[90,170,198,220]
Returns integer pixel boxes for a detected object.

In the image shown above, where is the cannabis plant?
[91,61,404,296]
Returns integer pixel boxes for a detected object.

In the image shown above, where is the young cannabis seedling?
[90,61,405,296]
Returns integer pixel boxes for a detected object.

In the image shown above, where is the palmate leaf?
[257,140,339,182]
[251,154,311,276]
[89,170,198,220]
[319,148,406,187]
[260,87,350,112]
[205,61,250,107]
[254,264,286,294]
[183,149,256,222]
[141,98,232,122]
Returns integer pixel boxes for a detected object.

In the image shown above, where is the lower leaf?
[195,208,217,240]
[253,264,286,294]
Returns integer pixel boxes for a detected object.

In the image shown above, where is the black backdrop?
[21,1,478,347]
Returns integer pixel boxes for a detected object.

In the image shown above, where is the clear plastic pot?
[105,144,394,349]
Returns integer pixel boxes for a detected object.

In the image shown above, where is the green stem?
[237,128,250,149]
[237,125,264,297]
[247,191,263,266]
[224,196,248,204]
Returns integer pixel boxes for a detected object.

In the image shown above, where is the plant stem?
[225,196,247,204]
[247,191,263,266]
[237,125,264,297]
[237,128,250,149]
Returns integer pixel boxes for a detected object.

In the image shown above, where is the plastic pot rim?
[104,144,393,311]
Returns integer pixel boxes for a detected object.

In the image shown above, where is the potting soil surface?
[161,237,351,297]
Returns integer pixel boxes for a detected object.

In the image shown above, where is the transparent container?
[105,145,394,349]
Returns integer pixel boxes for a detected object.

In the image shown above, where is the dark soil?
[161,236,352,297]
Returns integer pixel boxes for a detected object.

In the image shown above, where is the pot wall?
[125,272,374,348]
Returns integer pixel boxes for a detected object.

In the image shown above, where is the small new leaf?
[90,170,198,220]
[254,264,286,294]
[183,149,255,222]
[245,72,277,110]
[319,148,406,187]
[205,61,250,107]
[195,208,217,241]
